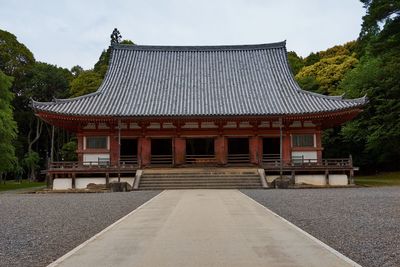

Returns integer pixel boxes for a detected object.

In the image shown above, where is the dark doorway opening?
[262,137,280,162]
[227,138,250,164]
[120,139,138,164]
[186,138,216,164]
[151,138,173,165]
[186,138,214,155]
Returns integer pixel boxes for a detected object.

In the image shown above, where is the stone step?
[139,180,260,185]
[141,175,259,180]
[137,167,262,190]
[141,173,258,177]
[139,185,262,190]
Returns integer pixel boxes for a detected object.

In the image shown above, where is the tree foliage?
[296,54,358,95]
[0,71,17,174]
[69,70,102,97]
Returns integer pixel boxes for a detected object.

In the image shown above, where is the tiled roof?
[32,41,366,117]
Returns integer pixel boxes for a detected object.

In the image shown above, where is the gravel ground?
[0,191,160,267]
[241,187,400,267]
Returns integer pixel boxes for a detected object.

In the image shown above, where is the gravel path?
[0,191,161,267]
[241,187,400,267]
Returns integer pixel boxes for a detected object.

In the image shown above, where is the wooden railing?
[119,155,138,167]
[262,154,281,166]
[186,154,217,165]
[151,155,173,165]
[261,155,353,169]
[49,160,111,169]
[227,153,250,164]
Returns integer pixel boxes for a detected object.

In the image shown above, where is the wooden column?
[76,134,84,165]
[315,130,323,163]
[215,136,227,165]
[138,137,151,167]
[249,136,261,165]
[109,134,119,166]
[174,137,186,166]
[282,131,291,164]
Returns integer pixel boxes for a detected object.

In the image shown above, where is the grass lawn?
[355,172,400,187]
[0,180,46,192]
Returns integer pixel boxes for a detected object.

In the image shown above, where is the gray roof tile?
[32,41,366,117]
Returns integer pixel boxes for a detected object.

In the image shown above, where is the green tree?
[71,65,84,77]
[296,54,358,95]
[0,71,17,181]
[24,62,72,101]
[61,139,77,161]
[322,0,400,171]
[287,51,304,75]
[0,29,35,106]
[69,70,102,97]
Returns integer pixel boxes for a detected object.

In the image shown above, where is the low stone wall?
[52,177,135,190]
[53,179,72,190]
[328,174,348,186]
[295,175,326,186]
[75,178,106,189]
[266,174,349,186]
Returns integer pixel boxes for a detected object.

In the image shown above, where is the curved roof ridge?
[297,89,367,104]
[279,44,367,105]
[112,41,286,52]
[32,47,116,107]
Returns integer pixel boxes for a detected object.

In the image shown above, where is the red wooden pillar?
[215,136,227,165]
[109,134,119,166]
[174,137,186,166]
[315,130,323,163]
[249,136,261,165]
[138,137,151,167]
[76,134,84,164]
[282,131,291,164]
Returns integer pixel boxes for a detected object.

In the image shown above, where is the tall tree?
[0,71,17,182]
[295,42,359,95]
[0,30,35,99]
[69,70,102,97]
[336,0,400,171]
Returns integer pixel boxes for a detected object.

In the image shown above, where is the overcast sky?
[0,0,365,70]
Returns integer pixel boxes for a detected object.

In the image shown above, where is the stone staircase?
[137,167,264,190]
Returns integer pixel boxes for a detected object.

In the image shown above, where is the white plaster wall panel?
[182,122,199,128]
[147,123,161,129]
[295,175,326,186]
[329,174,348,186]
[75,178,106,189]
[239,122,252,128]
[201,122,218,128]
[290,121,302,127]
[162,123,175,129]
[304,121,316,127]
[109,177,135,186]
[291,151,318,160]
[83,154,110,165]
[259,121,270,128]
[224,122,237,128]
[98,123,110,129]
[53,179,72,190]
[129,123,140,129]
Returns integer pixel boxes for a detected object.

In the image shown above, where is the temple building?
[32,41,366,190]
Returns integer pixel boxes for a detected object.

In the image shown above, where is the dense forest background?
[0,0,399,180]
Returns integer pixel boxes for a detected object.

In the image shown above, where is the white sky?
[0,0,365,70]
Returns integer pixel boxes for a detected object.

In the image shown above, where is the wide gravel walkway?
[0,191,160,267]
[49,190,357,267]
[242,187,400,267]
